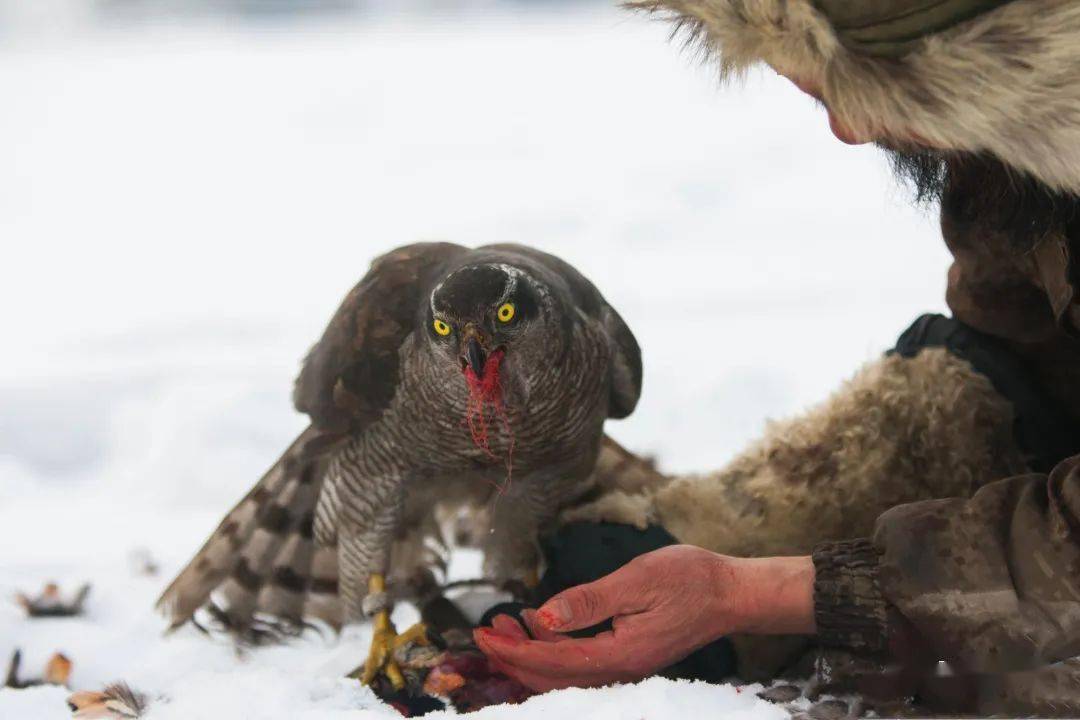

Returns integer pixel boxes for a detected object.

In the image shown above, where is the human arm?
[474,544,814,691]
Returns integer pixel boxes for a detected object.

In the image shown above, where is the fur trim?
[561,490,656,530]
[576,348,1025,555]
[561,435,671,529]
[630,0,1080,195]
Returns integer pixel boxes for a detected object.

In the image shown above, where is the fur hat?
[631,0,1080,195]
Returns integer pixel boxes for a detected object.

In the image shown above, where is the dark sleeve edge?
[813,538,890,654]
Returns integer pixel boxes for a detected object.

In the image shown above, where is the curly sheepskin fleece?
[569,348,1025,549]
[628,0,1080,197]
[566,348,1027,678]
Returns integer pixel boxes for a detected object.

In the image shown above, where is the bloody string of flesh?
[463,349,514,490]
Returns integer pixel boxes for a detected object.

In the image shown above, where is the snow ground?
[0,5,948,718]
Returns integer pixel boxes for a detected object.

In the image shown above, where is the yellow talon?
[392,622,430,650]
[358,574,430,691]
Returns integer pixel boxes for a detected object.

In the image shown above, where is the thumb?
[536,566,644,632]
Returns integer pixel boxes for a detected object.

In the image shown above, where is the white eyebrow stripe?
[429,279,446,315]
[493,263,525,304]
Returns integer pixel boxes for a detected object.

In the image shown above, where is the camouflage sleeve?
[812,454,1080,671]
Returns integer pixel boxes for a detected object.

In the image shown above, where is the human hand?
[473,545,814,692]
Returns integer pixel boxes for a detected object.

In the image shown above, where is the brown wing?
[155,425,345,634]
[292,242,469,433]
[158,242,467,636]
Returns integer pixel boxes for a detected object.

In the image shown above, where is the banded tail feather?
[156,426,345,639]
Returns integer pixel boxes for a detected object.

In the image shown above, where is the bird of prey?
[157,242,642,687]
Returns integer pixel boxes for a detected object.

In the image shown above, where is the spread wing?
[158,242,468,634]
[478,243,642,419]
[293,242,469,433]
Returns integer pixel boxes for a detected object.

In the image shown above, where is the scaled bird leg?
[359,574,430,690]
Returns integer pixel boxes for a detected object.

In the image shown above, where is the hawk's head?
[426,262,560,383]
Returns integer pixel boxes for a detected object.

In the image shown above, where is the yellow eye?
[497,302,516,323]
[433,319,451,336]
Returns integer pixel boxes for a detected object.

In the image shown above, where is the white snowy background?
[0,1,948,717]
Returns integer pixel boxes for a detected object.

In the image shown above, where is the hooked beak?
[465,336,487,377]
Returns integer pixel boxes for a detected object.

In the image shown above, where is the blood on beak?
[465,337,487,378]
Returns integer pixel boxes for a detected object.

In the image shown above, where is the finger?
[477,633,628,692]
[478,630,632,680]
[521,609,568,643]
[488,657,570,693]
[490,613,530,642]
[481,637,642,691]
[537,565,647,632]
